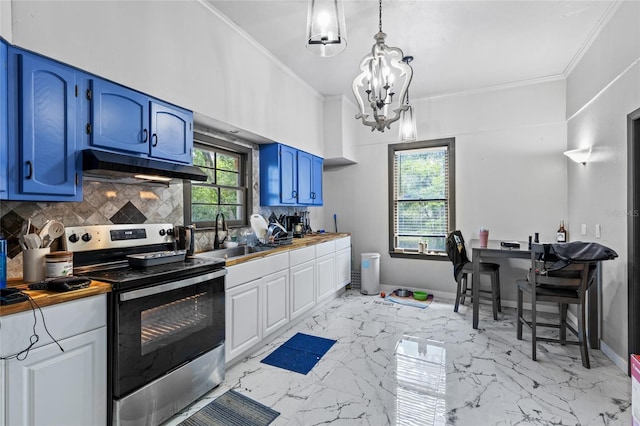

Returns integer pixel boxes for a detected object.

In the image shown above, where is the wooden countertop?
[0,279,112,317]
[0,233,350,316]
[222,232,351,267]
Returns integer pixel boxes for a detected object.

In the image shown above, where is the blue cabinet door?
[259,143,297,206]
[297,152,323,206]
[7,49,81,200]
[150,100,193,164]
[0,40,7,200]
[297,151,313,204]
[89,78,149,155]
[311,155,323,205]
[280,145,298,205]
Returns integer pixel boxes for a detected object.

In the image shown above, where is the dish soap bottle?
[556,221,567,243]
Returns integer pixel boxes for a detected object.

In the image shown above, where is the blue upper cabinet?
[260,143,297,206]
[7,48,81,201]
[297,151,323,206]
[259,143,323,206]
[311,154,323,205]
[88,79,193,164]
[0,40,8,200]
[88,78,149,155]
[150,100,193,164]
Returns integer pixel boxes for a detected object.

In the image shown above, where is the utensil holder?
[23,247,50,282]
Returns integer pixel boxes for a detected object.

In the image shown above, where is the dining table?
[469,239,600,349]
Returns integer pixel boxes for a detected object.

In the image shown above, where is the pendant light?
[398,56,417,142]
[306,0,347,57]
[352,0,413,132]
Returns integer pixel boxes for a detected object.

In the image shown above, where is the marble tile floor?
[163,290,632,425]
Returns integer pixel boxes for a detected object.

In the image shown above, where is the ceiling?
[207,0,617,101]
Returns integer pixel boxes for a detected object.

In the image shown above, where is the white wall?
[324,79,568,303]
[3,0,324,157]
[566,0,640,368]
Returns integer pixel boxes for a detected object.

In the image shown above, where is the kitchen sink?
[197,245,275,260]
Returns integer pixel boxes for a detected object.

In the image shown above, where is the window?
[389,138,455,257]
[184,134,252,228]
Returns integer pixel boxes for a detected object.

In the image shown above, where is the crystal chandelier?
[352,0,413,132]
[306,0,347,57]
[398,56,417,142]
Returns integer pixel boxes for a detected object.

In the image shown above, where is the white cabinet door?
[316,253,336,303]
[226,279,262,362]
[263,270,289,336]
[290,260,316,321]
[6,327,106,426]
[336,247,352,289]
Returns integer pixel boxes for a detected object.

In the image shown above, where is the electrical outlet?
[595,224,601,238]
[581,224,587,235]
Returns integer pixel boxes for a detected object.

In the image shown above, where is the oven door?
[114,269,226,398]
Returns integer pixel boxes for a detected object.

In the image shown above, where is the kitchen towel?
[260,332,336,375]
[178,389,279,426]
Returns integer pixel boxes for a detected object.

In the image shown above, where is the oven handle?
[119,269,227,302]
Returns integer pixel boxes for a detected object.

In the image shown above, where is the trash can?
[360,253,380,295]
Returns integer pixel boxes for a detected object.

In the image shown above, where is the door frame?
[628,106,640,374]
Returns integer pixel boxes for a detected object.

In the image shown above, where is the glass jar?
[45,251,73,278]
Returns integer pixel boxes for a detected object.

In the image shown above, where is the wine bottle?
[556,221,567,243]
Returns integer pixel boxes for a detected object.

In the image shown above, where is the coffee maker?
[285,215,304,238]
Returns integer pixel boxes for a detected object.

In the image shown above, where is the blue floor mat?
[260,333,336,375]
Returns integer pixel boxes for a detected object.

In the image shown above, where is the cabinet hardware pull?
[86,123,92,134]
[152,133,158,147]
[85,89,92,100]
[142,129,148,143]
[292,190,297,198]
[311,192,315,199]
[25,161,33,180]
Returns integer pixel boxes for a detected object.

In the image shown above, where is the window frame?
[184,133,253,229]
[388,137,456,260]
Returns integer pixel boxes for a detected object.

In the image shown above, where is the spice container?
[45,251,73,278]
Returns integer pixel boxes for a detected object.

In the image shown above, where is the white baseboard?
[600,339,628,373]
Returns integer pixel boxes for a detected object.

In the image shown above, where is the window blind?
[393,145,449,252]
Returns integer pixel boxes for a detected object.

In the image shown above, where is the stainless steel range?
[65,223,226,426]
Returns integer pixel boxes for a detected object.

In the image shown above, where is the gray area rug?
[178,390,279,426]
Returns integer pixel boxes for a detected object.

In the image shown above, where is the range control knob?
[159,229,166,236]
[166,228,174,236]
[81,233,92,242]
[68,233,79,243]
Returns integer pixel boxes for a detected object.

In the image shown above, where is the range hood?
[82,149,207,182]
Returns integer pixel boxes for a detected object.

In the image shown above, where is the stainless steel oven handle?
[119,269,227,302]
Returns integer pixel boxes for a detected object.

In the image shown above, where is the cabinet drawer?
[226,252,288,289]
[335,236,351,251]
[0,294,106,357]
[289,245,315,266]
[315,240,335,257]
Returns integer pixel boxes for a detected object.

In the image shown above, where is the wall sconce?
[563,147,592,165]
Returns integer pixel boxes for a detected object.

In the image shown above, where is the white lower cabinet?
[316,253,336,302]
[5,327,106,426]
[263,270,289,336]
[289,262,316,321]
[224,237,351,365]
[0,295,107,426]
[336,236,352,290]
[226,278,262,362]
[225,252,290,364]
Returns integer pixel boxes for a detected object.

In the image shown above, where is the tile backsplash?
[0,180,185,278]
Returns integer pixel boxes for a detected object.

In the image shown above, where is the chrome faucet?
[214,213,227,249]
